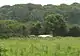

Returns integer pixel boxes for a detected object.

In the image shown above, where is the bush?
[67,25,80,37]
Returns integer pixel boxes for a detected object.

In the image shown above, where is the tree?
[67,25,80,37]
[44,14,68,36]
[30,21,41,35]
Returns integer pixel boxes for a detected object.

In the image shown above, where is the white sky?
[0,0,80,6]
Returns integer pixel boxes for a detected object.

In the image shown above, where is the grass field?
[0,37,80,56]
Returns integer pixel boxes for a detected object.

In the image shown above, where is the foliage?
[44,14,68,36]
[0,3,80,36]
[67,25,80,37]
[0,37,80,56]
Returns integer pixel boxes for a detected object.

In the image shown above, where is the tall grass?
[0,37,80,56]
[0,44,80,56]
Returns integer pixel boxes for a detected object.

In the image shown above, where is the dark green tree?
[44,14,68,36]
[30,21,41,35]
[67,25,80,37]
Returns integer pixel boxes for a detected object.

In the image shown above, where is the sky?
[0,0,80,6]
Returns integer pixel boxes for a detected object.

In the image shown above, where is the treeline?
[0,3,80,37]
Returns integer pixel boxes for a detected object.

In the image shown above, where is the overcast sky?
[0,0,80,6]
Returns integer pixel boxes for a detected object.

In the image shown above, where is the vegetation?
[0,3,80,37]
[0,2,80,56]
[0,37,80,56]
[44,14,68,36]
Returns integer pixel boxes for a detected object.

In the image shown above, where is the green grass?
[0,37,80,56]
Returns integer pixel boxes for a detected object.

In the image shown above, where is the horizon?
[0,0,80,7]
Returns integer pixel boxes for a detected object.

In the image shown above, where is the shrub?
[67,25,80,37]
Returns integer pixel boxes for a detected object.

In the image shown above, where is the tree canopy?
[0,3,80,37]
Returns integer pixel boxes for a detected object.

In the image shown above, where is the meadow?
[0,37,80,56]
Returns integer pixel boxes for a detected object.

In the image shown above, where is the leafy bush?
[67,25,80,37]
